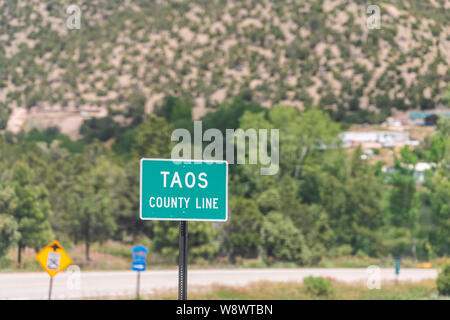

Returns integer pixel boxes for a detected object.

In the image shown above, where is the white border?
[139,158,228,222]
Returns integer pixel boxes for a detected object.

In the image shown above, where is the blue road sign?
[132,245,148,261]
[132,245,148,272]
[132,261,146,272]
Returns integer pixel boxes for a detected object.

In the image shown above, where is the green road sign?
[140,158,228,221]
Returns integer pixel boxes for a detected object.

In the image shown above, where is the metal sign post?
[136,271,141,299]
[48,277,53,300]
[178,221,188,300]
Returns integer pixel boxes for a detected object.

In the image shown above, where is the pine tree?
[11,162,53,264]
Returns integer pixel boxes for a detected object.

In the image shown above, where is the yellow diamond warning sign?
[36,240,72,277]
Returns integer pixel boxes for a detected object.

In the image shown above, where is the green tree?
[188,222,218,262]
[12,162,53,264]
[221,198,263,262]
[67,150,124,261]
[240,106,341,177]
[304,208,335,264]
[152,221,179,260]
[425,117,450,165]
[437,117,450,138]
[152,221,218,263]
[345,148,384,255]
[0,102,9,130]
[256,188,281,214]
[262,212,309,265]
[318,147,384,256]
[156,95,193,128]
[0,185,18,217]
[0,215,20,257]
[126,92,146,126]
[0,185,20,257]
[427,170,450,256]
[441,85,450,107]
[80,116,119,143]
[114,162,151,241]
[131,115,174,159]
[202,97,264,133]
[426,135,447,163]
[388,152,421,261]
[277,175,305,228]
[437,263,450,296]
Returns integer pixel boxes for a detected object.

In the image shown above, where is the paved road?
[0,268,438,300]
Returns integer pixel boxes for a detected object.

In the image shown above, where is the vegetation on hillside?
[0,0,449,129]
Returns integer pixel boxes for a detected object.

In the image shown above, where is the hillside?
[0,0,449,134]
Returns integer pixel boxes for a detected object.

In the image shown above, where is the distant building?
[411,162,435,182]
[409,112,450,126]
[383,117,403,128]
[340,131,414,148]
[382,162,435,183]
[425,114,439,126]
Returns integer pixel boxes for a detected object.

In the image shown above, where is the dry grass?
[1,241,446,272]
[407,125,436,141]
[147,279,442,300]
[0,241,133,272]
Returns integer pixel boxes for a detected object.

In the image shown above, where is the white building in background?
[411,162,435,182]
[382,117,403,129]
[340,131,415,148]
[382,162,436,183]
[409,111,450,126]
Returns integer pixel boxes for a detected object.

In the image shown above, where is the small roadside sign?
[132,261,146,272]
[36,240,72,278]
[131,245,148,272]
[131,245,148,299]
[395,259,401,275]
[132,245,148,262]
[36,240,73,300]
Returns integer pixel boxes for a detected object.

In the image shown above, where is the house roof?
[409,112,450,119]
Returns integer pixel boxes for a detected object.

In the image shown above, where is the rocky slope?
[0,0,449,131]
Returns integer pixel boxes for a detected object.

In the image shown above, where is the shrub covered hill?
[0,0,449,128]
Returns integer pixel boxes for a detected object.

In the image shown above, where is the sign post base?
[48,277,53,300]
[178,221,188,300]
